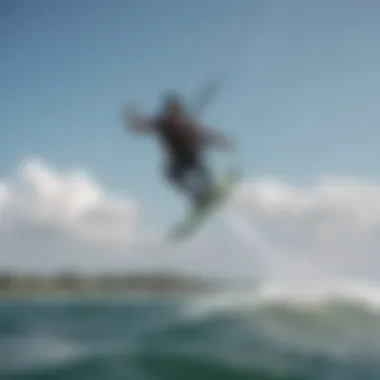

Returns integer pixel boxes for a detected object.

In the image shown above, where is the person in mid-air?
[123,93,233,209]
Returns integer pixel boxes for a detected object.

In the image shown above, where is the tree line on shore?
[0,270,221,294]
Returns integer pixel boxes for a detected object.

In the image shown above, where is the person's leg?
[165,158,195,205]
[165,151,216,208]
[184,151,216,208]
[193,166,215,208]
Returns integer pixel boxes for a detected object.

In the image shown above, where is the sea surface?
[1,284,380,380]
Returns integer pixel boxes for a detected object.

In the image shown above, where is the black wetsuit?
[155,115,213,207]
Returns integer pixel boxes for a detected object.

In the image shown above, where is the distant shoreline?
[0,288,214,300]
[0,272,224,299]
[0,290,204,302]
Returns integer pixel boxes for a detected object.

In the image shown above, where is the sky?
[2,0,380,283]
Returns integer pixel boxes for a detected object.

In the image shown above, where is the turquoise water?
[1,290,380,380]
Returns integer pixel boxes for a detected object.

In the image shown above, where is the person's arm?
[192,122,234,150]
[123,106,157,133]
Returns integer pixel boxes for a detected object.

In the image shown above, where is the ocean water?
[1,283,380,380]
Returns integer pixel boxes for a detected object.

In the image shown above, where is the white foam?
[184,279,380,319]
[0,335,86,375]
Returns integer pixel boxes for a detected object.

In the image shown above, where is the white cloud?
[1,158,139,244]
[229,177,380,282]
[1,157,380,283]
[0,158,142,273]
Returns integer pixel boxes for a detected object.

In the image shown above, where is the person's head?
[161,92,183,117]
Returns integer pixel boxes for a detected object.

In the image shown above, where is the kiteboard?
[168,167,240,241]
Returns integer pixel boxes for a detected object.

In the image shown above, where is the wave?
[2,283,380,379]
[186,279,380,315]
[181,280,380,361]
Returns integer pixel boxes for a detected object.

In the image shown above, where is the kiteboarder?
[123,92,233,209]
